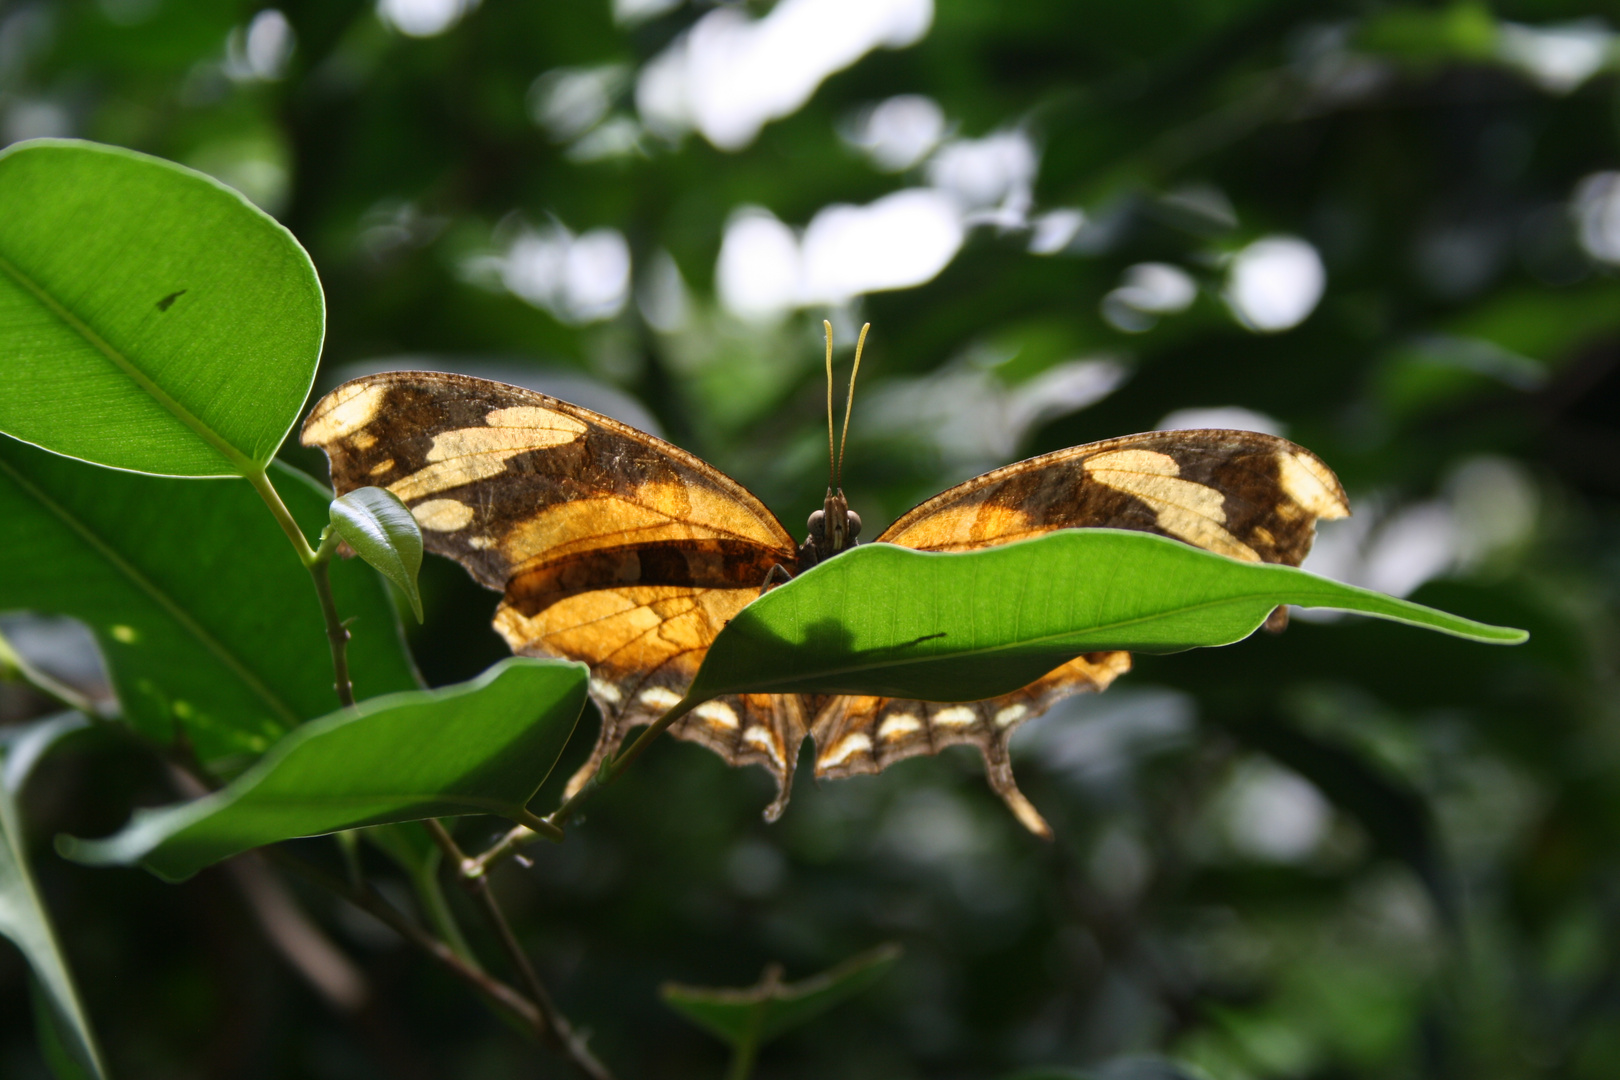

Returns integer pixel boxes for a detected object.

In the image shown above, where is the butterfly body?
[303,370,1348,836]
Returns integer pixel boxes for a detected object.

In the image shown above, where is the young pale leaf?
[329,487,425,622]
[661,943,900,1048]
[0,437,418,765]
[60,658,588,882]
[689,530,1527,704]
[0,140,323,477]
[0,714,107,1080]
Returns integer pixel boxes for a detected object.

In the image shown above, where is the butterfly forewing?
[302,371,804,797]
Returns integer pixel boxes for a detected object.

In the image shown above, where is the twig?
[228,851,369,1012]
[308,554,354,707]
[267,849,546,1031]
[421,820,613,1080]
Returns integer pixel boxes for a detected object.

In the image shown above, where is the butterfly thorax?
[797,488,862,570]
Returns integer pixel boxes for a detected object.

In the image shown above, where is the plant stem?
[725,964,780,1080]
[308,555,354,708]
[246,468,355,709]
[269,849,550,1022]
[421,820,612,1079]
[245,466,317,566]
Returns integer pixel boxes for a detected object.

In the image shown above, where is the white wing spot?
[819,732,871,768]
[1084,448,1260,562]
[743,725,785,767]
[877,713,922,741]
[388,409,588,501]
[638,686,683,710]
[589,678,622,705]
[411,498,475,532]
[368,458,395,477]
[994,704,1029,728]
[1276,451,1348,519]
[467,535,495,549]
[304,382,387,444]
[694,700,739,730]
[933,705,977,728]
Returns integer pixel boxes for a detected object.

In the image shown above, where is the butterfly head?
[806,488,862,562]
[801,319,870,568]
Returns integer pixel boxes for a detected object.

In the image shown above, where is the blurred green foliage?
[1,0,1618,1077]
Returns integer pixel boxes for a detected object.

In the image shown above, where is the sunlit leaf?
[330,486,425,622]
[0,139,323,477]
[0,436,418,766]
[61,657,588,882]
[688,530,1527,704]
[0,714,106,1080]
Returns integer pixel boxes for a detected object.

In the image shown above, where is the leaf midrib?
[0,251,251,475]
[0,455,299,727]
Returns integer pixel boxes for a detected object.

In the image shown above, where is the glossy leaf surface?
[329,486,424,622]
[0,139,322,477]
[690,530,1526,703]
[0,436,418,765]
[61,658,588,882]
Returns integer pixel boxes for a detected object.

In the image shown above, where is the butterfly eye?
[846,511,861,538]
[807,509,825,538]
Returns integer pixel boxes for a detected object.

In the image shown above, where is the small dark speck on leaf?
[156,289,186,311]
[900,632,947,648]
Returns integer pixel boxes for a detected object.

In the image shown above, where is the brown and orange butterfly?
[301,330,1348,836]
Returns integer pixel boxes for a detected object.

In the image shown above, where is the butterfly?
[301,329,1349,836]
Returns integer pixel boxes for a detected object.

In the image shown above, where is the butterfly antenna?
[837,322,869,489]
[823,319,836,492]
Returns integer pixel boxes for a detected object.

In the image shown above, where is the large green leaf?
[0,714,107,1080]
[688,530,1526,704]
[61,657,588,882]
[0,139,322,477]
[0,435,418,766]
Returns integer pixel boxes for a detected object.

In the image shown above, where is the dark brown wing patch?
[878,429,1348,565]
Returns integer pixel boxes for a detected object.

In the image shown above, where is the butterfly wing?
[805,429,1350,836]
[301,371,805,802]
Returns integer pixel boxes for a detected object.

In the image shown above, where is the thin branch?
[267,849,546,1029]
[420,820,613,1080]
[308,554,354,708]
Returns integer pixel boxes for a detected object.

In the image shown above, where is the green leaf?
[60,657,588,882]
[689,530,1527,704]
[329,486,425,622]
[0,713,107,1080]
[0,139,322,477]
[0,435,418,766]
[661,943,900,1050]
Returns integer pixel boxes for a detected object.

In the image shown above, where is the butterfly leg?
[758,563,793,595]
